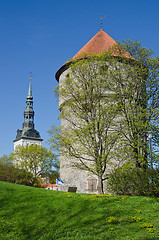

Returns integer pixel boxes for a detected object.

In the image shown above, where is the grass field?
[0,181,159,240]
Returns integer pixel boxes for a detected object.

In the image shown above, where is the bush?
[107,164,159,197]
[147,168,159,197]
[0,162,41,187]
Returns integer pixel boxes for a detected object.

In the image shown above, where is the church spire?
[13,76,43,145]
[23,77,34,129]
[28,76,32,97]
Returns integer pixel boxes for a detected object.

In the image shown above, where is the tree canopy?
[120,40,159,166]
[13,144,56,177]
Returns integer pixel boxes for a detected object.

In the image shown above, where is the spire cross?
[100,15,105,29]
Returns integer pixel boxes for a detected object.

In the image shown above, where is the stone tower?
[55,30,134,193]
[13,78,43,150]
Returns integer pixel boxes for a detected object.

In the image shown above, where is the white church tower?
[13,77,43,150]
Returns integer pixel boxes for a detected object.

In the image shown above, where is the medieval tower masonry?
[55,29,143,194]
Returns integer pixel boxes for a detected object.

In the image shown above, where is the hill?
[0,181,159,240]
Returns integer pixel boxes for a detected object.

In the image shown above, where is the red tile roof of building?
[72,29,116,59]
[55,29,133,81]
[41,183,59,188]
[72,29,132,60]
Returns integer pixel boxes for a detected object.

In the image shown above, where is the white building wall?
[14,138,42,151]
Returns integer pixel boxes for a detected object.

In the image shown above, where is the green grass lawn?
[0,181,159,240]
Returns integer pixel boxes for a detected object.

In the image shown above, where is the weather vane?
[100,12,105,29]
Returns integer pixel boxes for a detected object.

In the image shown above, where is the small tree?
[13,144,56,178]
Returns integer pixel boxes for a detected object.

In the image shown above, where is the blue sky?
[1,0,159,157]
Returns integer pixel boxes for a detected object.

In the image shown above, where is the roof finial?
[100,11,105,29]
[28,72,33,97]
[30,72,32,81]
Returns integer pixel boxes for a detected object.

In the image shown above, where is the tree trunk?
[97,176,104,194]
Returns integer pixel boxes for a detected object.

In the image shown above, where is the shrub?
[147,168,159,197]
[107,164,159,197]
[0,162,41,187]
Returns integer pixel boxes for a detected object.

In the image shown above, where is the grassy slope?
[0,181,159,240]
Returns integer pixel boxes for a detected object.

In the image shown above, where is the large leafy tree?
[119,40,159,167]
[58,53,124,194]
[103,45,148,168]
[13,144,56,178]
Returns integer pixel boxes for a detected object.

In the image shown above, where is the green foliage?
[107,164,148,195]
[41,170,60,184]
[47,125,61,152]
[0,156,41,186]
[107,164,159,197]
[120,39,159,167]
[0,154,12,166]
[13,144,56,177]
[53,85,59,101]
[47,125,60,170]
[147,167,159,196]
[0,182,159,239]
[48,170,60,184]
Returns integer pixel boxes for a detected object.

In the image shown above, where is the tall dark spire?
[13,77,43,143]
[23,77,34,129]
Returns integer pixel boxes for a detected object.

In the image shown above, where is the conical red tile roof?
[55,29,133,81]
[73,29,116,59]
